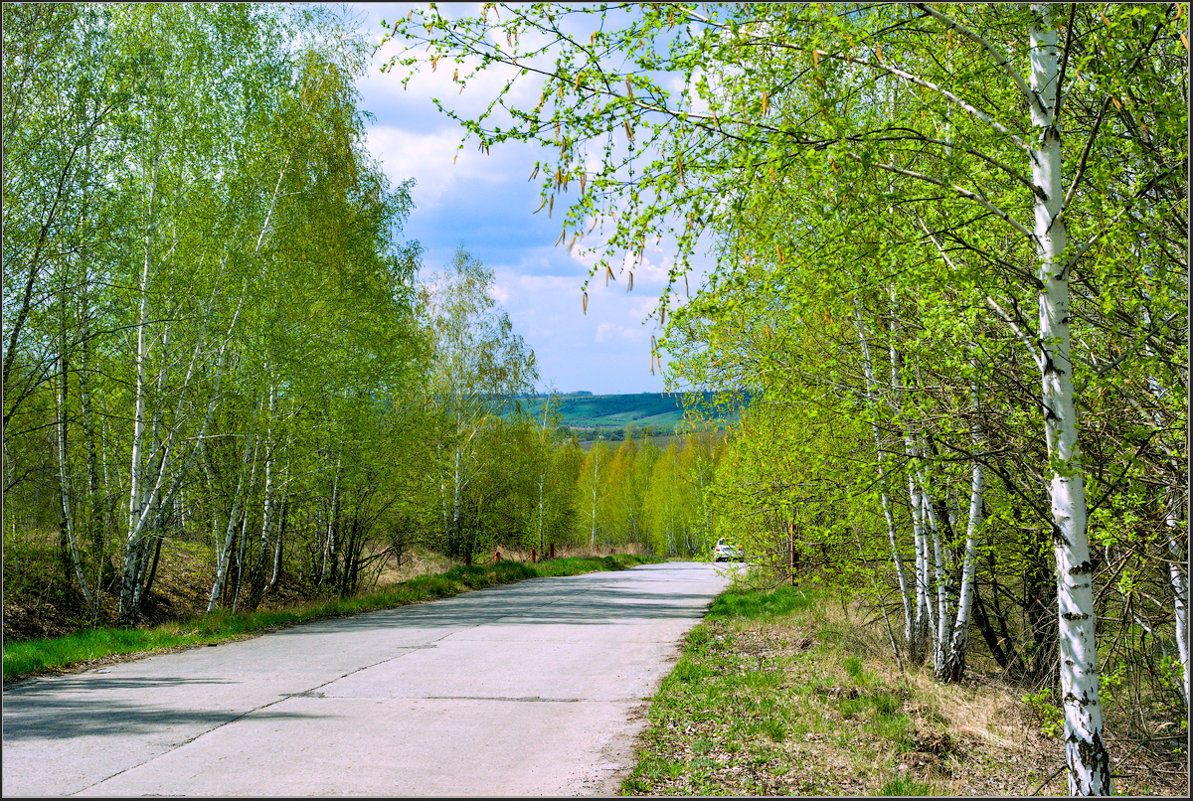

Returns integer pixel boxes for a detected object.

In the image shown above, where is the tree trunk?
[1166,505,1189,705]
[78,261,111,595]
[854,301,913,645]
[940,426,984,682]
[918,474,950,674]
[268,497,286,593]
[207,431,255,613]
[908,473,931,665]
[56,310,94,610]
[121,180,155,624]
[246,383,277,612]
[1027,7,1110,792]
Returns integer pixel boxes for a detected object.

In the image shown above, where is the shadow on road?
[3,675,321,741]
[274,570,719,635]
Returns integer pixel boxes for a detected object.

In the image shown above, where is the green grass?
[706,584,816,620]
[879,774,934,795]
[622,573,1184,797]
[620,577,961,796]
[3,554,659,683]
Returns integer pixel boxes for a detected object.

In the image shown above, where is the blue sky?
[347,3,708,396]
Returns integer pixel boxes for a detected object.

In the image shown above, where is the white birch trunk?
[1028,7,1110,793]
[917,474,950,672]
[252,383,277,603]
[56,342,94,610]
[1166,509,1189,705]
[78,259,106,588]
[269,456,290,592]
[909,473,931,664]
[941,415,984,682]
[1139,264,1188,707]
[207,431,255,613]
[122,178,154,619]
[231,488,253,613]
[854,301,913,646]
[890,297,931,662]
[269,498,285,591]
[321,453,342,583]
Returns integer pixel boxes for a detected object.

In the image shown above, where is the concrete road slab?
[2,561,731,796]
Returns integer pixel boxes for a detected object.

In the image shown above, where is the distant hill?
[524,391,747,440]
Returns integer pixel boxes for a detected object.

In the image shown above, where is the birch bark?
[207,430,255,613]
[121,160,157,622]
[56,314,94,610]
[941,413,984,683]
[1027,6,1110,793]
[854,301,913,647]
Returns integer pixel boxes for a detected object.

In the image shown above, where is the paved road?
[3,561,732,796]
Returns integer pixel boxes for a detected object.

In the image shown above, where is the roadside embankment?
[621,574,1186,797]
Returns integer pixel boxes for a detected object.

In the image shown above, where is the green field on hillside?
[526,391,745,440]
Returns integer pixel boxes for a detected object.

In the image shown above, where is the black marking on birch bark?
[1045,209,1064,236]
[1071,731,1112,791]
[1069,560,1095,574]
[1051,523,1068,545]
[1061,611,1089,621]
[1042,352,1063,377]
[1032,91,1050,116]
[1034,184,1049,201]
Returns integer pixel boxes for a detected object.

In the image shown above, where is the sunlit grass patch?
[706,583,816,620]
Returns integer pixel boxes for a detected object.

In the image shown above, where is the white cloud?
[488,282,511,305]
[364,122,537,211]
[595,321,650,344]
[346,2,719,394]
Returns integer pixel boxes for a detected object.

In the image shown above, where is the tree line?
[2,4,732,637]
[383,3,1187,795]
[3,3,430,624]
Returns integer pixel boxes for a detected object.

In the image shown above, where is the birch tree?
[4,3,428,623]
[383,4,1185,791]
[423,248,538,560]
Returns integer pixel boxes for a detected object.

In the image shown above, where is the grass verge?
[3,554,659,683]
[620,573,1174,797]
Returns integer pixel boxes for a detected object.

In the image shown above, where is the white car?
[713,537,742,562]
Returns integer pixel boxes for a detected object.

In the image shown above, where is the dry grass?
[368,542,651,586]
[369,547,459,587]
[622,581,1188,797]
